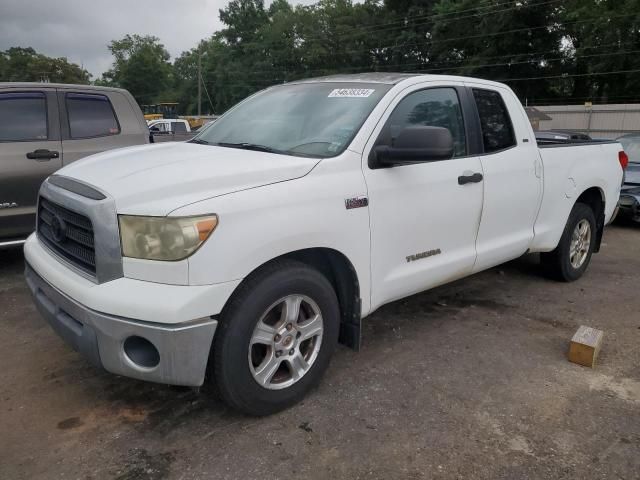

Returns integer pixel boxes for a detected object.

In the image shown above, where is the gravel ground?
[1,224,639,480]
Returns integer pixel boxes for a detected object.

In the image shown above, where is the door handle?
[26,149,59,161]
[458,172,483,185]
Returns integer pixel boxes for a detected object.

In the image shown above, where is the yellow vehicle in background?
[181,115,209,130]
[142,103,179,122]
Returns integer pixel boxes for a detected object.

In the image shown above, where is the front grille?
[37,197,96,276]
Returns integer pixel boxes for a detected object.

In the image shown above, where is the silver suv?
[0,83,149,247]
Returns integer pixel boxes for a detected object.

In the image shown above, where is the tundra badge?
[406,249,442,263]
[345,196,369,210]
[0,202,18,209]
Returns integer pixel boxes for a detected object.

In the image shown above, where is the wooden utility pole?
[197,53,202,117]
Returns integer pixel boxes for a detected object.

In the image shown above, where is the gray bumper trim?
[25,263,217,387]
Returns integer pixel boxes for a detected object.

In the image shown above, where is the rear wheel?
[212,259,339,416]
[542,202,596,282]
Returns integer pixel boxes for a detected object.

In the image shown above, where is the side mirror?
[370,126,454,168]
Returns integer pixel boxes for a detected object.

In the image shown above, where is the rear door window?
[66,93,120,139]
[472,89,516,153]
[0,92,48,142]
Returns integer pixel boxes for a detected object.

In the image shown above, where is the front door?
[0,89,62,241]
[364,85,484,310]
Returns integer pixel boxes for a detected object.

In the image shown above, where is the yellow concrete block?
[569,326,604,368]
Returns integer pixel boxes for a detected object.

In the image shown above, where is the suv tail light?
[619,150,629,170]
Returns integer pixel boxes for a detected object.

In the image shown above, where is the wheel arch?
[575,186,606,252]
[223,247,362,351]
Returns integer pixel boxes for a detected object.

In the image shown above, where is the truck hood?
[57,142,320,215]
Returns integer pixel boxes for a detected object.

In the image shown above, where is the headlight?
[119,215,218,261]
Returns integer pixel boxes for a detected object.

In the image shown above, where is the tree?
[0,47,90,83]
[428,0,563,103]
[135,0,640,113]
[557,0,640,103]
[99,34,174,105]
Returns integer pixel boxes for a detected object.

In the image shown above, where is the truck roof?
[0,82,129,94]
[290,72,509,88]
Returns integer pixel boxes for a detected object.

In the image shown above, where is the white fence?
[532,104,640,139]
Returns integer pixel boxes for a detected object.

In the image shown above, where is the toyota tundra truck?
[24,74,626,416]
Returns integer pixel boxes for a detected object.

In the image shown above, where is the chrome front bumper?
[25,263,218,387]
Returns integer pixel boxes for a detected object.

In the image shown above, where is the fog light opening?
[124,336,160,368]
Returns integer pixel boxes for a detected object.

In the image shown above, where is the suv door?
[363,85,484,309]
[58,90,130,164]
[0,89,62,242]
[465,85,543,272]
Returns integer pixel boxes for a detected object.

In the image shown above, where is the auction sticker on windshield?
[328,88,375,98]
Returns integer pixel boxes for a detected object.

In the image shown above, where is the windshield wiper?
[214,142,284,154]
[190,138,210,145]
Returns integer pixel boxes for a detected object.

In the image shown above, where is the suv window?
[66,93,120,139]
[378,88,466,157]
[0,92,48,142]
[472,89,516,153]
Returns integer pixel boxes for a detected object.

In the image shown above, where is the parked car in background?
[617,134,640,222]
[148,118,191,133]
[0,83,150,247]
[24,73,624,415]
[148,118,195,143]
[535,130,592,144]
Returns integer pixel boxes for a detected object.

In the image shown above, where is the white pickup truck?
[25,74,625,415]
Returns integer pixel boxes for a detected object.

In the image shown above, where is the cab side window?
[377,88,467,158]
[0,92,48,142]
[66,93,120,139]
[472,89,516,153]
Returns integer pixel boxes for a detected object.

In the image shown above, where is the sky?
[0,0,310,79]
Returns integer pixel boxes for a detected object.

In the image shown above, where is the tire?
[212,259,340,416]
[541,202,597,282]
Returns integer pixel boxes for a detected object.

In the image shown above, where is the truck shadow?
[0,246,25,273]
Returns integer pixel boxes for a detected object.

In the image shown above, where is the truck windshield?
[192,82,391,158]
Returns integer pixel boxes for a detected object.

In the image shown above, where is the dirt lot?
[1,224,639,480]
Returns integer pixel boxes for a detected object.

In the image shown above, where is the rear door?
[0,88,62,241]
[58,89,142,164]
[466,85,543,272]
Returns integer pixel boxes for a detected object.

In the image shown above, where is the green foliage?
[100,0,640,112]
[557,0,640,102]
[0,47,90,84]
[98,34,174,105]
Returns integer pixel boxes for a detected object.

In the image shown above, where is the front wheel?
[541,202,597,282]
[212,259,339,416]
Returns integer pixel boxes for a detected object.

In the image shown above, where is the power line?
[497,68,640,82]
[295,0,564,44]
[408,49,640,74]
[336,12,631,57]
[194,44,639,85]
[219,11,631,65]
[328,0,547,33]
[195,66,640,93]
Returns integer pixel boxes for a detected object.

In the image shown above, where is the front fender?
[175,153,374,316]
